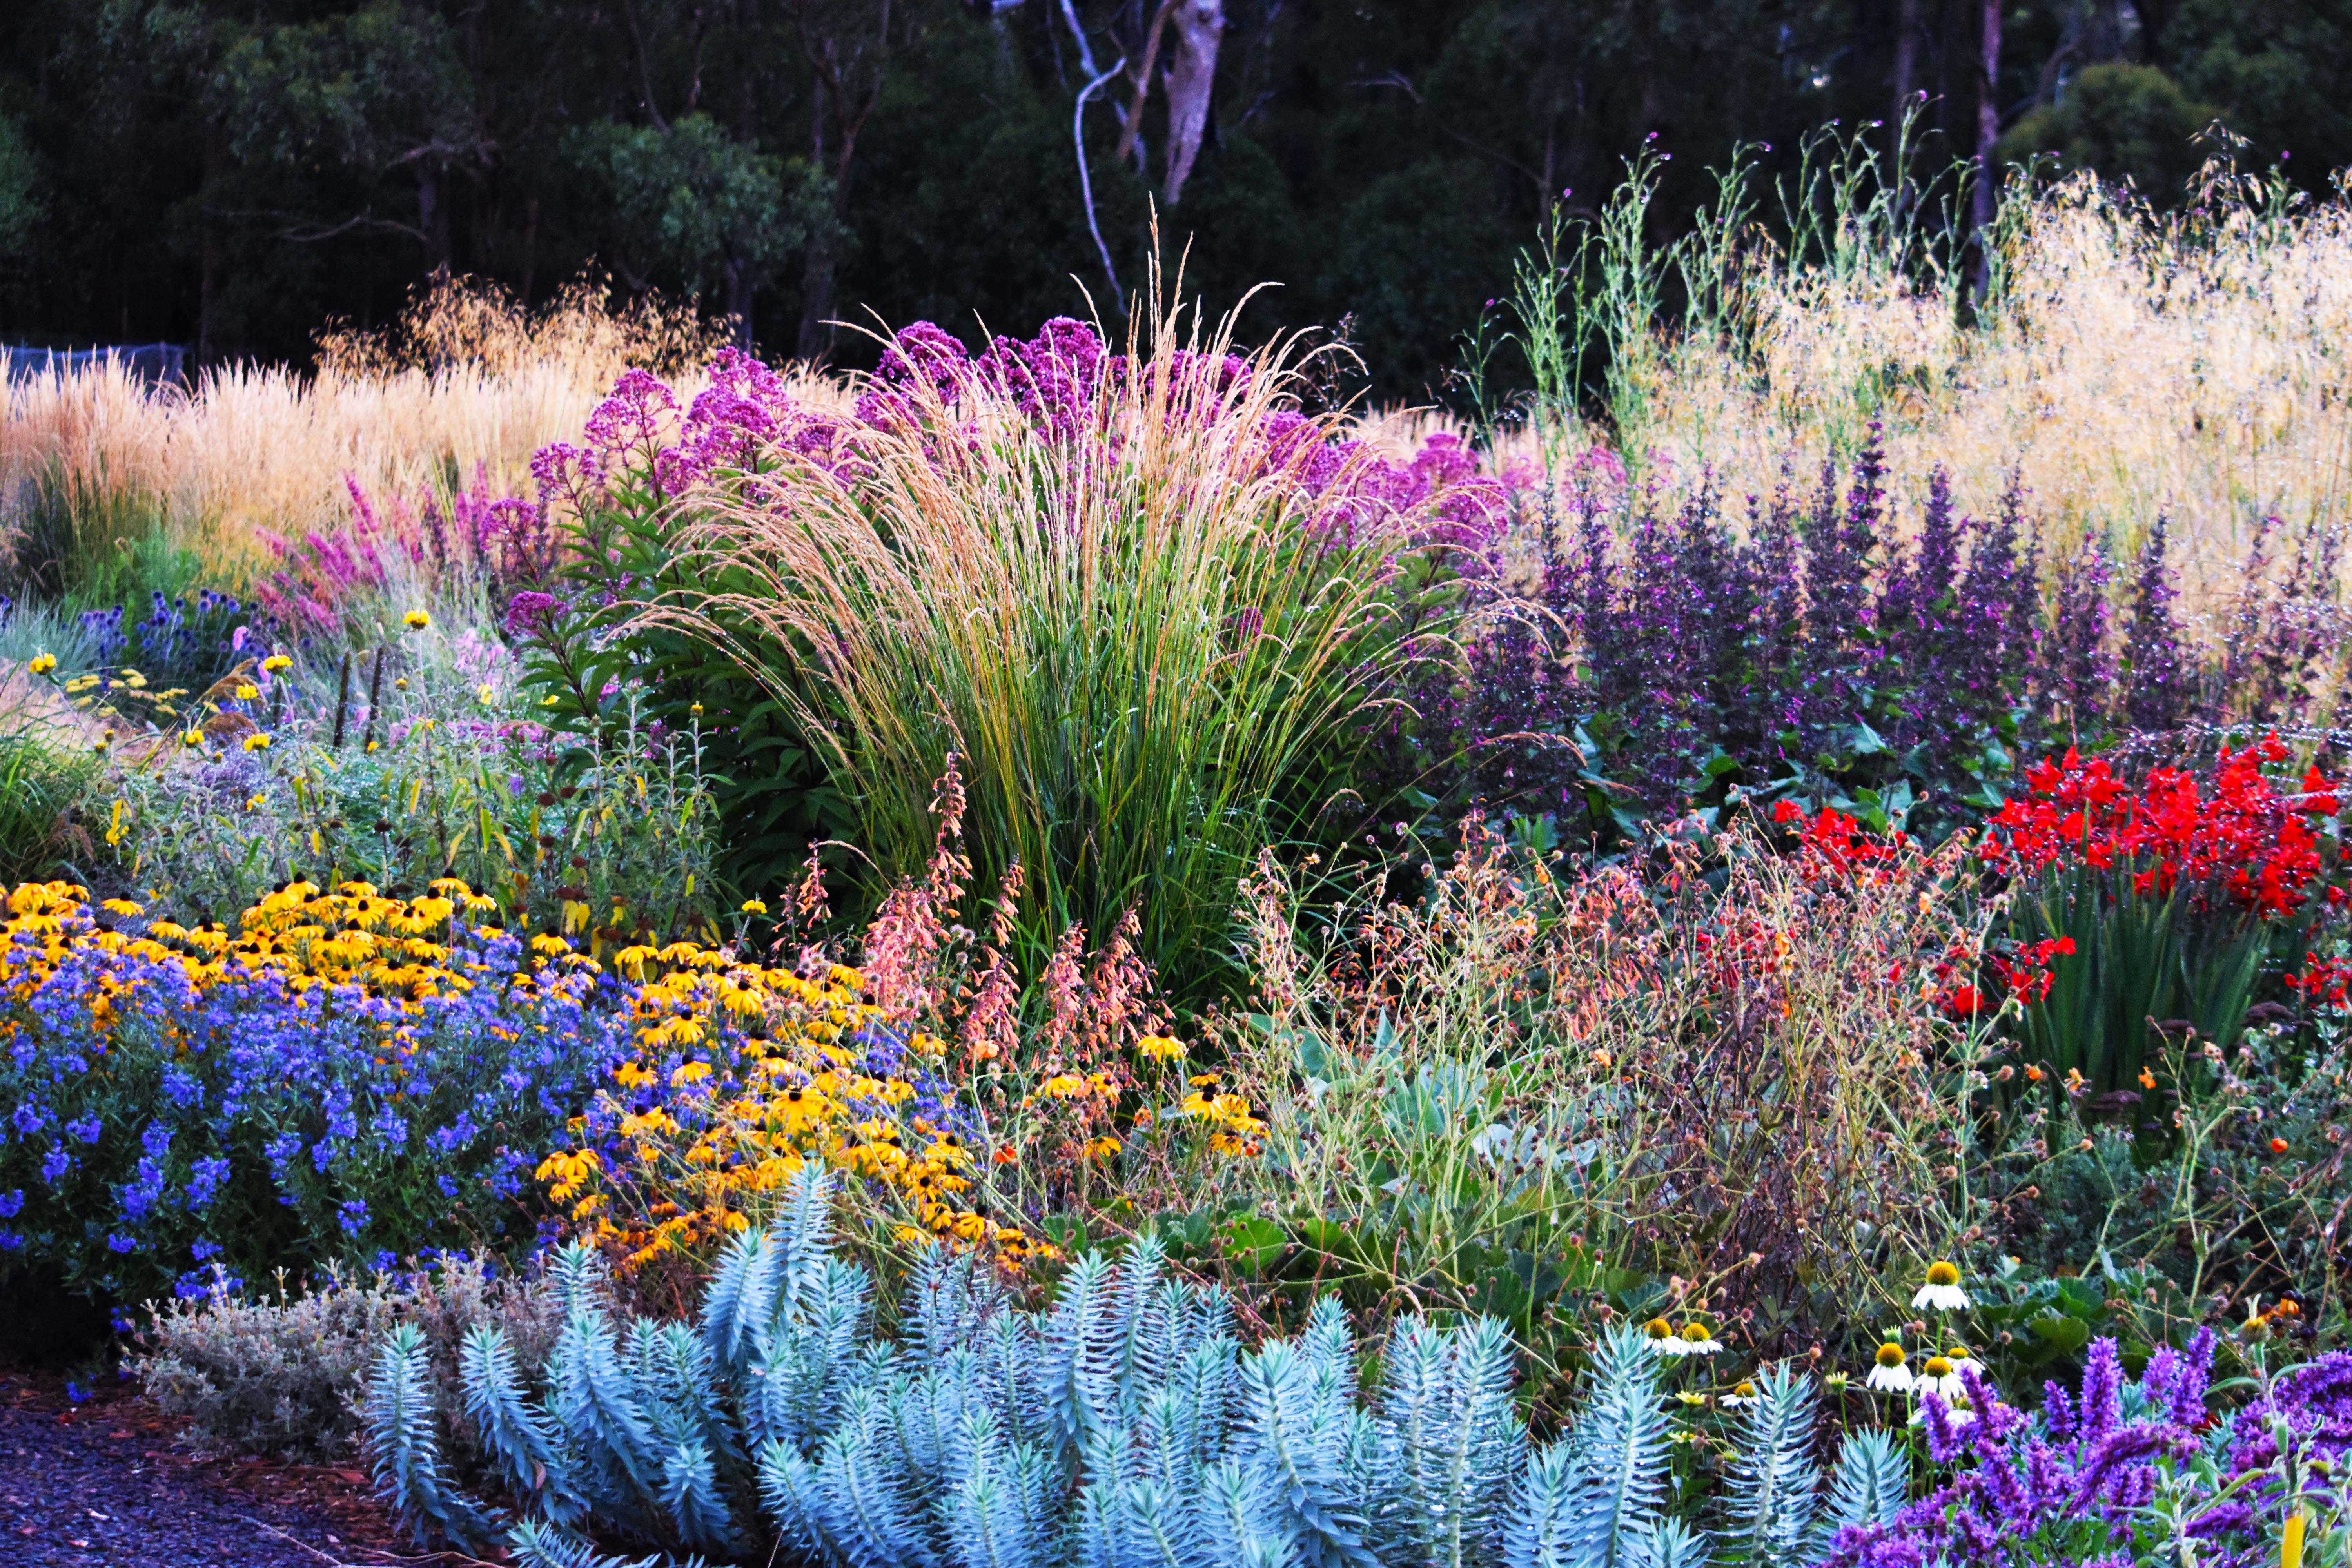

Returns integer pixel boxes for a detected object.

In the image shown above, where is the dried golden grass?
[1,275,847,585]
[1631,170,2352,609]
[1355,169,2352,621]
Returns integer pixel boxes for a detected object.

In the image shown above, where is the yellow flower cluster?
[534,944,1055,1271]
[0,877,553,1041]
[1176,1072,1268,1157]
[0,882,191,1030]
[223,877,510,998]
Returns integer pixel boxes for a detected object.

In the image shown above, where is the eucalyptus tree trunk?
[1160,0,1223,201]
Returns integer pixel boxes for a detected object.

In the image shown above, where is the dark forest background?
[0,0,2343,403]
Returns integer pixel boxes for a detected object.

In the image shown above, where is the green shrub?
[0,725,98,884]
[1,459,175,604]
[1190,818,1984,1392]
[85,621,721,937]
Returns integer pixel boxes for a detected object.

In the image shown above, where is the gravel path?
[0,1373,413,1568]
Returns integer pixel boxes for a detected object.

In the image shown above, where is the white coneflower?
[1722,1379,1759,1408]
[1944,1345,1982,1379]
[1644,1318,1681,1355]
[1676,1321,1724,1357]
[1913,1259,1970,1312]
[1919,1355,1964,1397]
[1866,1341,1914,1393]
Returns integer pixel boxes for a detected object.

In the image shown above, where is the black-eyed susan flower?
[402,610,431,631]
[1913,1259,1970,1312]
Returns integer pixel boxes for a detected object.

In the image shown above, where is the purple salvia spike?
[2140,1346,2182,1414]
[1921,1390,1969,1464]
[2078,1338,2125,1446]
[2123,514,2189,732]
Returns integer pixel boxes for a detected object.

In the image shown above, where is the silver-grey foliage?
[365,1169,1907,1568]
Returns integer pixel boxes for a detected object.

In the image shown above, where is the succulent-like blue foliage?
[367,1169,1901,1568]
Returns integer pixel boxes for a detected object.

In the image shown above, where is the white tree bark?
[1160,0,1223,202]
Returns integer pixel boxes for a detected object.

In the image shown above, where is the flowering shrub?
[41,639,722,940]
[0,877,642,1305]
[1211,811,1991,1406]
[533,760,1272,1278]
[1407,439,2046,842]
[532,947,1063,1270]
[1982,738,2341,913]
[76,586,253,690]
[253,470,554,646]
[1411,424,2348,852]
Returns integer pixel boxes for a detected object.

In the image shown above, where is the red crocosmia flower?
[1982,735,2346,924]
[2301,767,2340,816]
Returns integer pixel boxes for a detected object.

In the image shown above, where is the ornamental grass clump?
[631,297,1504,991]
[1553,134,2352,610]
[0,272,742,584]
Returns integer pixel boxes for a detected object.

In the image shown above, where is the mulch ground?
[0,1371,440,1568]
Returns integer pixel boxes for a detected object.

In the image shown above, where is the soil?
[0,1372,428,1568]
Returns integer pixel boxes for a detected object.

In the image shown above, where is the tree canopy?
[1,0,2341,401]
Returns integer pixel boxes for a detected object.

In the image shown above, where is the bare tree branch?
[617,0,671,134]
[1113,0,1180,171]
[1075,54,1128,308]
